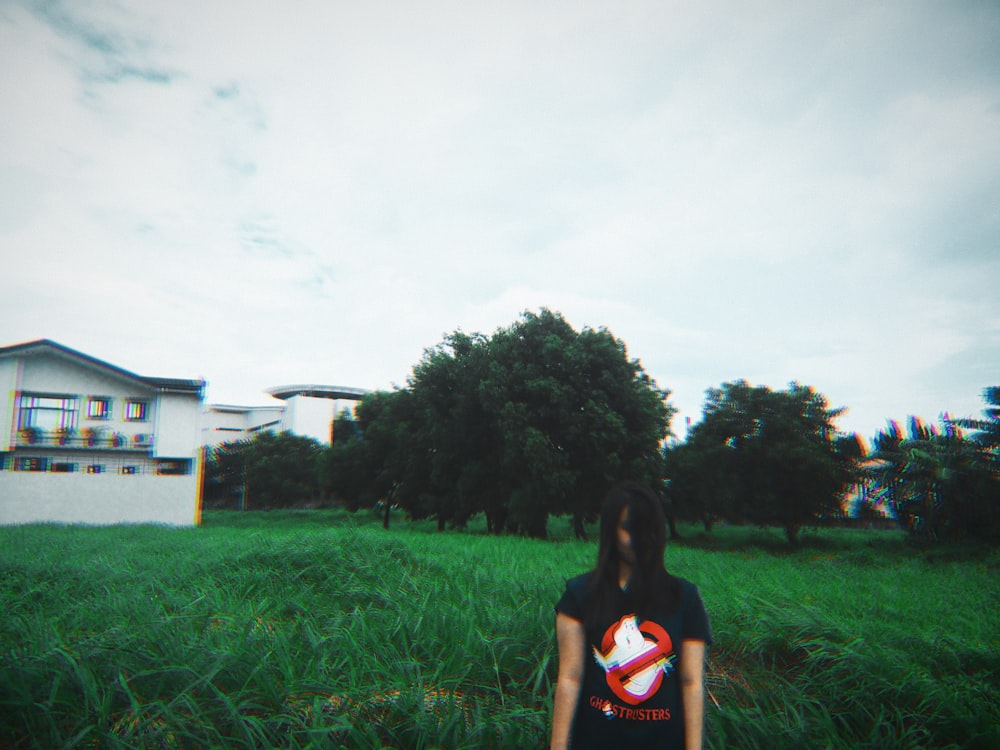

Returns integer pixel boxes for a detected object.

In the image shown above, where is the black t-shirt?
[555,573,712,750]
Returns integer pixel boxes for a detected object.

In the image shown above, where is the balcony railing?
[14,430,155,451]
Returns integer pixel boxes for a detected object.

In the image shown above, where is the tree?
[332,310,674,538]
[202,438,252,509]
[318,411,372,511]
[319,390,416,526]
[204,431,323,509]
[868,408,1000,542]
[669,381,862,544]
[664,439,736,533]
[469,311,673,537]
[952,386,1000,453]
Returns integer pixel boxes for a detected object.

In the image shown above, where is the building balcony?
[15,429,155,451]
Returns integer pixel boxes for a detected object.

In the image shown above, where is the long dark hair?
[586,481,680,626]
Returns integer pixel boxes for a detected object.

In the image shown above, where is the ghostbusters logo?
[592,614,676,705]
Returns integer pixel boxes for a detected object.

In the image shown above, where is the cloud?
[1,0,997,441]
[22,0,179,88]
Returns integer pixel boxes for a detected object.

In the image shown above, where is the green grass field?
[1,510,997,749]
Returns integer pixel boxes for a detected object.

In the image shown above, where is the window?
[125,400,149,422]
[156,459,192,475]
[18,394,78,431]
[86,398,110,419]
[15,457,47,472]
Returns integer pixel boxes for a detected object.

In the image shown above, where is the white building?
[0,339,205,526]
[201,403,288,447]
[202,386,370,447]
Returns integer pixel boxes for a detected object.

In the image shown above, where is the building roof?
[266,384,370,401]
[0,338,205,395]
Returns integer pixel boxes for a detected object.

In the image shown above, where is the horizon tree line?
[202,311,999,545]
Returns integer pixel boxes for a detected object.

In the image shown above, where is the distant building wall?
[201,404,287,447]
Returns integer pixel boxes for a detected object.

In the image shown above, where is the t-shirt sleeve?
[554,575,587,622]
[682,582,714,646]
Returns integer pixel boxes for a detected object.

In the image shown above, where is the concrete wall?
[0,470,199,526]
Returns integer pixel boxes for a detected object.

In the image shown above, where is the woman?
[551,481,712,750]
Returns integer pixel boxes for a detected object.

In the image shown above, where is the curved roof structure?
[265,384,371,401]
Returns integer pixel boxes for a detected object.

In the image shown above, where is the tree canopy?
[321,309,674,537]
[952,386,1000,453]
[867,408,999,543]
[204,431,324,510]
[665,380,863,544]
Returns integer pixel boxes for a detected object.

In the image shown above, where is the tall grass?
[0,511,996,748]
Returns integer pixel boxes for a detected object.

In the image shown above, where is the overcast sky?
[2,0,997,443]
